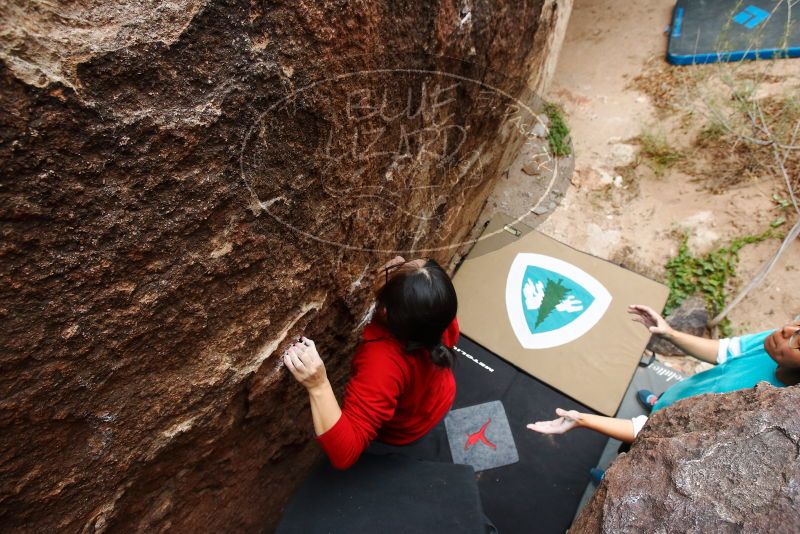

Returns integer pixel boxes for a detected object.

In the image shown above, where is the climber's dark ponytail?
[429,342,455,368]
[377,259,458,368]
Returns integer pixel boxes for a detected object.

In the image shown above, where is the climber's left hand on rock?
[284,337,327,390]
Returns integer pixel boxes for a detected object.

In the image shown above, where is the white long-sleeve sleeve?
[716,336,742,364]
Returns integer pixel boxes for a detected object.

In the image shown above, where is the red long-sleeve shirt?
[316,318,459,469]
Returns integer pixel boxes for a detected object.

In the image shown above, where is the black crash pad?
[450,335,608,534]
[276,453,486,534]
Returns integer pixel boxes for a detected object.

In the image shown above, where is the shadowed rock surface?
[572,383,800,533]
[0,0,568,531]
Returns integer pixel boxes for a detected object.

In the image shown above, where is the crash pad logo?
[505,253,612,349]
[445,401,518,472]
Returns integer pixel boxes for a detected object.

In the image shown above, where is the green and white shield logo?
[505,253,612,349]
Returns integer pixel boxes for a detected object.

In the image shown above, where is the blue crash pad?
[668,0,800,65]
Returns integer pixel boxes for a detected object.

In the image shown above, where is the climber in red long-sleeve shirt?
[283,257,459,469]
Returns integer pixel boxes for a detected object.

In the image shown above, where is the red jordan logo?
[465,418,496,450]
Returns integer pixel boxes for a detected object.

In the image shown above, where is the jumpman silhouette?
[464,417,496,450]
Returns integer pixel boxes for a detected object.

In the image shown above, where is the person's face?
[764,322,800,369]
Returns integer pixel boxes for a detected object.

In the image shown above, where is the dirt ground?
[525,0,800,351]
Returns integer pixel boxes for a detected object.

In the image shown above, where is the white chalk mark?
[356,303,376,329]
[239,67,559,253]
[233,296,326,377]
[349,266,370,293]
[162,415,199,439]
[209,242,233,259]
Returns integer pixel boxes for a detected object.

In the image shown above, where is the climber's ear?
[375,303,388,322]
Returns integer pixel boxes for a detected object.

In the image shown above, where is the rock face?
[572,383,800,533]
[0,1,569,531]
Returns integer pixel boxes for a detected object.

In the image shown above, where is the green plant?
[543,102,572,157]
[664,229,775,336]
[770,195,792,228]
[637,130,684,176]
[772,193,792,210]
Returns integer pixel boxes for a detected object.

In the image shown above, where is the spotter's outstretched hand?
[527,408,582,435]
[628,304,673,336]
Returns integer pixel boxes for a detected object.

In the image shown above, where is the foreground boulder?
[572,383,800,533]
[0,0,571,531]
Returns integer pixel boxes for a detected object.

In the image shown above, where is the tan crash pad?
[453,215,669,416]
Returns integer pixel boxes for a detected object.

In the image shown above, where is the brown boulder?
[0,0,569,531]
[572,383,800,533]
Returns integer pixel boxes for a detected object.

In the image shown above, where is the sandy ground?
[531,0,800,342]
